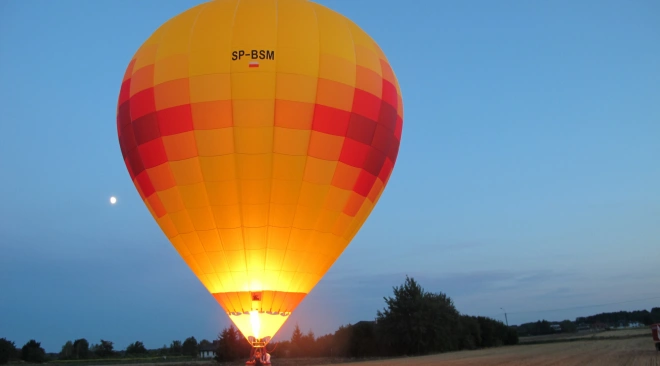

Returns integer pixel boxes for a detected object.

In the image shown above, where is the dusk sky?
[1,0,659,353]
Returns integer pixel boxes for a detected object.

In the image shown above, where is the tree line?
[514,308,660,337]
[11,276,652,364]
[0,336,209,364]
[214,276,518,362]
[577,308,660,327]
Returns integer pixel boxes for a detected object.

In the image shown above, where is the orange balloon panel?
[116,0,403,343]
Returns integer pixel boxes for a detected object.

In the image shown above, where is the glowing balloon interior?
[116,0,403,346]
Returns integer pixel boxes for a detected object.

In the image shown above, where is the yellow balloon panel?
[117,0,403,342]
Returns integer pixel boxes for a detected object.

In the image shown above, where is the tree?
[475,316,516,347]
[538,320,553,335]
[376,275,460,356]
[182,337,198,357]
[169,340,182,356]
[0,338,18,365]
[126,341,148,355]
[423,291,461,351]
[652,307,660,323]
[73,338,89,359]
[60,341,74,360]
[215,325,240,362]
[376,275,427,355]
[314,334,333,357]
[457,315,481,350]
[332,325,353,358]
[21,340,46,363]
[300,329,316,357]
[349,321,378,358]
[504,327,519,345]
[560,320,577,333]
[291,324,303,344]
[94,340,114,358]
[289,324,304,357]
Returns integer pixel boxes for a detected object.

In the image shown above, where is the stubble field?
[314,330,658,366]
[518,328,650,344]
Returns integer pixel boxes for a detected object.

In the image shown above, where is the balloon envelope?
[116,0,403,345]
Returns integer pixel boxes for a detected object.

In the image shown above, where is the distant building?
[550,324,561,332]
[199,341,217,359]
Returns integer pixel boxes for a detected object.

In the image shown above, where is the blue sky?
[1,0,659,353]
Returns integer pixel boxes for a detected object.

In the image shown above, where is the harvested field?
[313,336,659,366]
[592,328,651,338]
[519,327,650,344]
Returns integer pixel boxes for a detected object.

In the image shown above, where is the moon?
[110,196,117,205]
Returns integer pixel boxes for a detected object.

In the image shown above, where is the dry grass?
[592,328,651,338]
[519,327,651,344]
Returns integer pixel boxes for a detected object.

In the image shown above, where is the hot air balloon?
[116,0,403,350]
